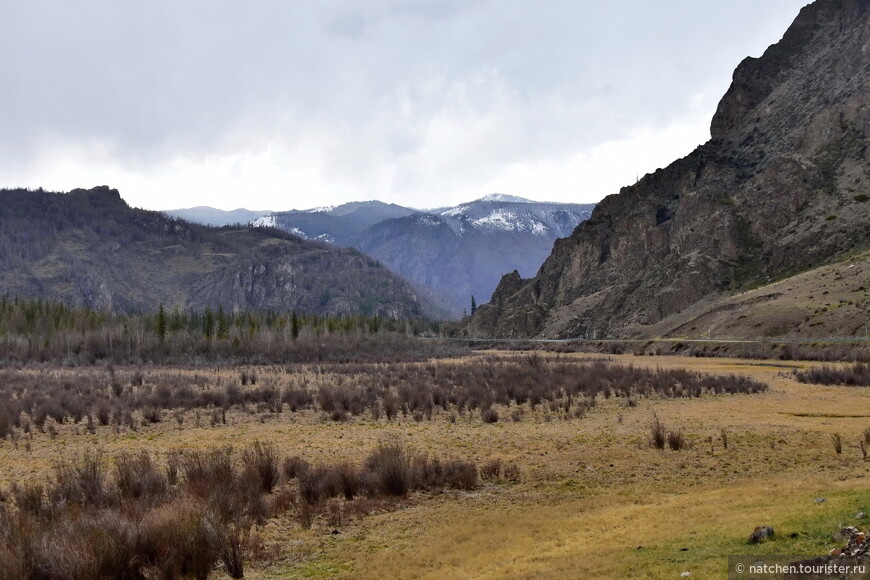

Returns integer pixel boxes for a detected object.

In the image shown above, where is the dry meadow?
[1,352,869,579]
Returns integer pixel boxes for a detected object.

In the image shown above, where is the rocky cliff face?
[472,0,870,338]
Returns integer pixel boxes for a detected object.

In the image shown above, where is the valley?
[1,351,869,578]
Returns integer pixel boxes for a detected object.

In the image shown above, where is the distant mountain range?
[162,206,272,226]
[253,201,417,245]
[1,187,444,318]
[164,195,595,317]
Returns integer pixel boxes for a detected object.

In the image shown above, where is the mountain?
[0,186,443,318]
[162,206,272,226]
[262,201,418,245]
[258,196,593,317]
[470,0,870,339]
[352,197,594,316]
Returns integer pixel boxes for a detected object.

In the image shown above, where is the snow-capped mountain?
[351,197,593,316]
[435,197,589,237]
[251,195,593,317]
[263,201,418,247]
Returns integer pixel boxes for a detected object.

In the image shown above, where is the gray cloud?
[0,0,809,209]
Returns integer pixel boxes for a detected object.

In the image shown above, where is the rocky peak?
[471,0,870,339]
[711,0,870,139]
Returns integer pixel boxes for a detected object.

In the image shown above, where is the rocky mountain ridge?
[0,187,442,318]
[471,0,870,339]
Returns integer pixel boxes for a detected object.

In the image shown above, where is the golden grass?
[3,353,870,579]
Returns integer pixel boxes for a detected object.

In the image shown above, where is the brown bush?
[242,442,280,494]
[115,450,168,503]
[650,417,667,450]
[365,440,412,497]
[667,430,686,451]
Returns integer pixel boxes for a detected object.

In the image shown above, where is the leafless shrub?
[182,446,236,497]
[282,456,310,481]
[166,451,181,486]
[51,451,112,507]
[795,363,870,386]
[667,430,686,451]
[11,482,45,517]
[365,440,411,497]
[502,463,521,482]
[242,442,280,494]
[217,523,246,579]
[832,432,843,454]
[0,439,491,576]
[141,406,161,424]
[141,499,220,580]
[115,450,168,503]
[333,463,361,500]
[650,417,667,450]
[383,393,399,421]
[93,401,111,426]
[480,406,499,424]
[480,459,502,481]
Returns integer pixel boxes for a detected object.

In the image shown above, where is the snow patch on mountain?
[415,214,443,227]
[288,227,334,244]
[306,205,336,214]
[478,194,534,203]
[252,215,277,228]
[439,205,468,217]
[471,209,550,235]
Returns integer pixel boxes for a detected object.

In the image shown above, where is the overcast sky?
[0,0,809,211]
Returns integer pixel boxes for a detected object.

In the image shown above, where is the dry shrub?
[242,442,280,494]
[51,451,113,507]
[181,446,236,497]
[480,406,499,424]
[795,363,870,386]
[142,499,220,580]
[502,463,521,483]
[333,463,360,500]
[282,456,310,480]
[667,430,686,451]
[480,459,502,481]
[10,482,44,518]
[115,450,168,503]
[365,440,411,497]
[649,417,667,450]
[480,459,520,483]
[0,441,492,578]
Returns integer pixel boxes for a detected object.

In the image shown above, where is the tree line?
[0,297,445,364]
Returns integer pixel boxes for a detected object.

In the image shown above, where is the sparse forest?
[0,297,449,365]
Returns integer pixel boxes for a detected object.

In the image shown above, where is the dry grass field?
[2,352,869,579]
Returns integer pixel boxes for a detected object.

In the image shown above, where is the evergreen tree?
[156,304,166,342]
[217,305,229,340]
[470,295,477,316]
[291,311,300,340]
[204,308,214,340]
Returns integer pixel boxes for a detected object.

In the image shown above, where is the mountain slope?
[0,187,442,318]
[471,0,870,339]
[352,198,594,316]
[263,201,418,245]
[161,207,272,226]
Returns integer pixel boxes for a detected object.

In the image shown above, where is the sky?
[0,0,810,211]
